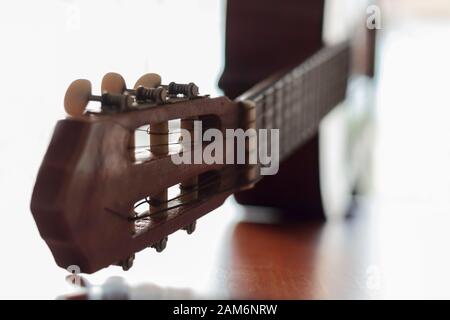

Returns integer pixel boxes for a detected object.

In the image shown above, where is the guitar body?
[220,0,327,219]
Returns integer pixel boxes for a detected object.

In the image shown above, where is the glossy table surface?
[1,1,450,299]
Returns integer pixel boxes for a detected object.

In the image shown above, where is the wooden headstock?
[31,73,255,273]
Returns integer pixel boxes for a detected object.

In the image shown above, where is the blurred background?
[1,0,450,299]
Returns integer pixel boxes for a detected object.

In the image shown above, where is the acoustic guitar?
[30,0,375,274]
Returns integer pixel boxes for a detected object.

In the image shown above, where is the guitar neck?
[237,42,350,162]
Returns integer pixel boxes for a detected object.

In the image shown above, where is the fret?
[289,72,298,150]
[298,67,308,146]
[309,62,317,137]
[237,42,350,163]
[264,87,275,130]
[315,56,322,129]
[253,94,264,130]
[293,68,301,146]
[283,74,293,156]
[290,69,298,148]
[303,63,314,139]
[274,81,284,158]
[325,54,335,108]
[312,58,320,133]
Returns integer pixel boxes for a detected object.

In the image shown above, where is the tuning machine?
[151,236,168,253]
[102,72,167,104]
[133,73,200,99]
[183,221,197,235]
[64,79,133,116]
[115,254,135,271]
[64,73,201,117]
[165,82,199,98]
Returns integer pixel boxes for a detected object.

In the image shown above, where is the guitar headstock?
[31,73,258,273]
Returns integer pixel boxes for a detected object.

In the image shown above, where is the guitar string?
[122,60,337,216]
[133,168,225,208]
[106,165,255,221]
[130,116,261,210]
[107,169,234,221]
[132,181,222,219]
[95,48,346,223]
[132,138,269,209]
[133,167,225,208]
[136,127,183,135]
[134,114,256,136]
[127,70,340,218]
[114,48,345,218]
[109,96,338,216]
[129,119,258,150]
[133,115,256,134]
[133,164,239,209]
[129,173,259,222]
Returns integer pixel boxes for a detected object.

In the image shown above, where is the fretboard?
[237,42,350,162]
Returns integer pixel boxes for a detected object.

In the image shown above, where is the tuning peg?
[64,79,133,116]
[151,236,168,253]
[101,72,127,94]
[102,72,166,104]
[167,82,199,98]
[134,86,167,104]
[134,73,166,103]
[134,73,162,89]
[117,254,135,271]
[183,221,196,235]
[64,79,93,116]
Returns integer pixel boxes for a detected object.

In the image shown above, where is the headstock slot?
[131,120,182,163]
[132,169,224,237]
[128,113,224,165]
